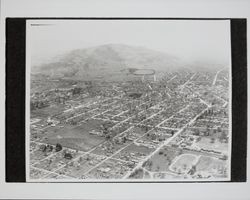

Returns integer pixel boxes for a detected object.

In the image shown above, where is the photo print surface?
[26,19,231,182]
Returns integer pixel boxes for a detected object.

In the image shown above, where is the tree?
[196,136,201,142]
[40,144,47,152]
[71,120,77,125]
[217,126,222,132]
[72,87,82,95]
[219,131,228,142]
[204,129,210,136]
[193,129,200,136]
[188,165,196,175]
[151,134,156,140]
[171,130,175,136]
[47,145,53,152]
[64,152,73,159]
[122,136,127,143]
[221,154,228,160]
[105,134,111,140]
[55,143,62,152]
[210,138,215,143]
[183,164,187,170]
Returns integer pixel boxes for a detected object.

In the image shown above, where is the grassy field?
[195,137,228,153]
[120,143,154,156]
[41,120,106,151]
[31,104,66,118]
[169,154,197,174]
[114,143,154,162]
[145,146,182,172]
[196,156,226,172]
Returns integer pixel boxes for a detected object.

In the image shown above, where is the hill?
[32,44,186,81]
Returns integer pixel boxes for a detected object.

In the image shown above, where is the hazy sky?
[28,20,231,66]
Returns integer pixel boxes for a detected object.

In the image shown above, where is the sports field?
[169,154,198,174]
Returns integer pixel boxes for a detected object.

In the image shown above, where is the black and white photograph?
[26,19,232,181]
[2,0,250,199]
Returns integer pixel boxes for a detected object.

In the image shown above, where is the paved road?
[212,68,225,86]
[122,105,210,179]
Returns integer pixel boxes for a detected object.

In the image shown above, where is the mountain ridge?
[32,44,186,79]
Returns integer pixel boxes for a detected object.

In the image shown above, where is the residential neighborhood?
[29,67,230,181]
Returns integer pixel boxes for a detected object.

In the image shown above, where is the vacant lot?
[41,120,106,151]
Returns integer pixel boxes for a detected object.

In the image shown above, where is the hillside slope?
[32,44,186,80]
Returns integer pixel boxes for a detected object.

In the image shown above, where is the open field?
[196,156,227,172]
[40,120,107,151]
[31,104,66,118]
[194,137,228,153]
[114,143,155,162]
[144,146,182,172]
[169,153,198,174]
